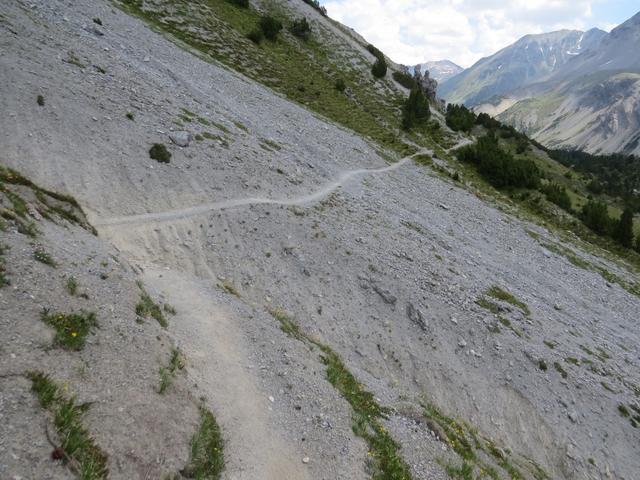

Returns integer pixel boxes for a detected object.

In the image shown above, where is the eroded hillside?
[1,1,639,480]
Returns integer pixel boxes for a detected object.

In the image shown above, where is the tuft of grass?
[163,303,177,315]
[41,309,98,350]
[220,280,240,297]
[269,308,304,341]
[34,248,56,267]
[553,362,568,379]
[0,243,9,287]
[538,360,548,372]
[476,298,500,314]
[182,403,225,479]
[93,17,102,25]
[149,143,171,163]
[126,112,134,121]
[28,372,108,479]
[618,404,630,417]
[66,276,78,296]
[158,348,184,394]
[37,94,45,106]
[266,308,411,479]
[135,287,168,328]
[486,286,530,316]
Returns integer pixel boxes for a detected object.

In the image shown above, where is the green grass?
[158,348,184,394]
[41,310,98,350]
[0,243,9,287]
[34,247,56,267]
[476,298,500,314]
[28,372,108,479]
[182,403,225,479]
[553,362,568,379]
[135,282,168,328]
[66,276,78,295]
[485,286,530,316]
[267,308,412,479]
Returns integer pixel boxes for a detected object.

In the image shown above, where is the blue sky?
[322,1,639,68]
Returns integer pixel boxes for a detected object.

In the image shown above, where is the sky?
[321,0,639,68]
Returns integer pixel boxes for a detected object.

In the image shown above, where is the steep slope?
[2,1,640,480]
[439,29,606,106]
[414,60,463,83]
[498,12,640,155]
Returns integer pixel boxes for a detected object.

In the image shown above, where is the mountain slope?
[498,11,640,155]
[439,29,606,106]
[1,1,640,480]
[414,60,463,83]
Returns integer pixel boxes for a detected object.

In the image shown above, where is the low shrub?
[259,15,283,40]
[289,17,311,39]
[149,143,171,163]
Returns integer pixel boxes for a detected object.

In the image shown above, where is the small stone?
[169,131,191,147]
[268,396,274,403]
[458,339,467,348]
[302,457,310,464]
[568,411,578,423]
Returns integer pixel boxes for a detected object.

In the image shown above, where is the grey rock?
[169,131,191,147]
[406,302,428,331]
[372,284,397,305]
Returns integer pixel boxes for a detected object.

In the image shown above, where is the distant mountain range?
[413,60,463,83]
[438,29,607,106]
[439,10,640,156]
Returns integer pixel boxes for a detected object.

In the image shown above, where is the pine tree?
[614,208,634,248]
[401,87,430,130]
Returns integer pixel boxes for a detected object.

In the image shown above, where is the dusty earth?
[1,1,640,480]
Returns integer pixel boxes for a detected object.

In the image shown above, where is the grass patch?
[182,402,225,479]
[37,94,45,106]
[28,372,108,479]
[66,276,78,295]
[0,243,9,287]
[485,286,530,316]
[220,280,240,297]
[41,309,98,350]
[553,362,568,379]
[135,282,168,328]
[266,308,412,479]
[476,298,500,314]
[158,348,185,394]
[126,112,135,121]
[33,248,56,268]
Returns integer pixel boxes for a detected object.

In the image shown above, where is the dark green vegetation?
[0,164,96,235]
[258,15,282,40]
[445,104,475,133]
[402,87,430,130]
[392,70,417,90]
[29,372,109,479]
[182,403,225,479]
[451,111,640,266]
[0,243,9,287]
[34,247,56,267]
[41,309,98,350]
[301,0,327,16]
[289,17,311,40]
[37,94,45,106]
[135,281,169,328]
[424,403,548,480]
[149,143,171,163]
[158,348,184,394]
[485,286,530,316]
[268,309,413,479]
[456,134,540,189]
[366,44,388,79]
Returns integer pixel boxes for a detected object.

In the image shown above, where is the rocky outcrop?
[413,64,438,101]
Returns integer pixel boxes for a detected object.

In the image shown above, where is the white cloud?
[322,0,612,67]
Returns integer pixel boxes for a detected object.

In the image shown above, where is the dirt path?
[141,267,311,480]
[94,154,419,227]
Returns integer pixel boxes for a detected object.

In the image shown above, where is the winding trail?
[94,154,419,227]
